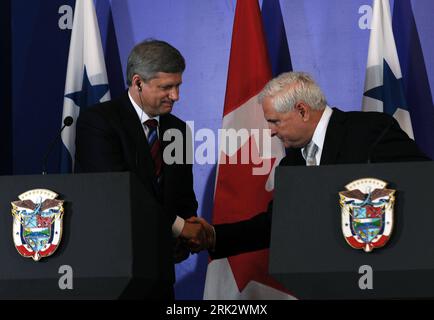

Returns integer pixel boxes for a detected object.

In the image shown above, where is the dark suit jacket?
[212,108,430,259]
[75,92,198,226]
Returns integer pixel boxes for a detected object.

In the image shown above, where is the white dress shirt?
[301,105,333,166]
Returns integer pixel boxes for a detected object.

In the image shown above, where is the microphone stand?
[42,116,73,175]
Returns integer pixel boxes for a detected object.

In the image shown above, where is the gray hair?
[258,72,327,112]
[126,39,185,86]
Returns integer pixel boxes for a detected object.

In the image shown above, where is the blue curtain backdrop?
[11,0,74,175]
[0,0,11,175]
[6,0,434,299]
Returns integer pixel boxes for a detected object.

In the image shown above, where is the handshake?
[179,217,215,253]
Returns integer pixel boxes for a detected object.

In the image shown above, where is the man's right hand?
[179,219,207,251]
[183,217,215,252]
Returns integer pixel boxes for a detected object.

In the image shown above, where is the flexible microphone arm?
[42,116,74,175]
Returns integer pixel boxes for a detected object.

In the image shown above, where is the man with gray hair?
[190,71,429,258]
[258,72,328,152]
[75,40,204,297]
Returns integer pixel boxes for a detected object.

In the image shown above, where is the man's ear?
[296,102,309,121]
[131,74,142,91]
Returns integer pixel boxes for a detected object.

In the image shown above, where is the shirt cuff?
[172,215,185,238]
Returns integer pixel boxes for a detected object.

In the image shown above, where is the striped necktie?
[303,141,318,166]
[144,119,162,178]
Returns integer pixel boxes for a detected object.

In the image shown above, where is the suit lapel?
[159,114,171,153]
[118,93,156,182]
[320,108,347,165]
[159,114,186,163]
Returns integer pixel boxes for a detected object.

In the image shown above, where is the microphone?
[42,116,74,175]
[367,117,394,164]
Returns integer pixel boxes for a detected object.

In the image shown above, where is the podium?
[0,172,173,299]
[269,161,434,299]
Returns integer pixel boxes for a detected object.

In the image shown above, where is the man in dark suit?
[189,71,430,259]
[75,40,205,267]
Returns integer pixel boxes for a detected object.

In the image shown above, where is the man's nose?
[169,87,179,101]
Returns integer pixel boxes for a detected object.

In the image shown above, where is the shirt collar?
[311,105,333,151]
[301,105,333,164]
[128,90,160,124]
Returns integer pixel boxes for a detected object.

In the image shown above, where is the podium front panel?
[270,162,434,299]
[0,172,172,299]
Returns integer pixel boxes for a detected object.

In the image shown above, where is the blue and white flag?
[60,0,110,173]
[362,0,414,139]
[393,0,434,159]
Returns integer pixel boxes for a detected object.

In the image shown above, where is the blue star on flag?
[363,59,408,115]
[65,66,109,108]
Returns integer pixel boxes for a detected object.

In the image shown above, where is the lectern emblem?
[11,189,64,261]
[339,178,395,252]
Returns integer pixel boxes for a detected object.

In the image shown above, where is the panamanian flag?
[60,0,110,173]
[362,0,414,138]
[392,0,434,160]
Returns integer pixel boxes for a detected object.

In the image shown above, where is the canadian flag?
[203,0,294,299]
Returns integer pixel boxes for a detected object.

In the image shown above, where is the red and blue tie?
[144,119,162,178]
